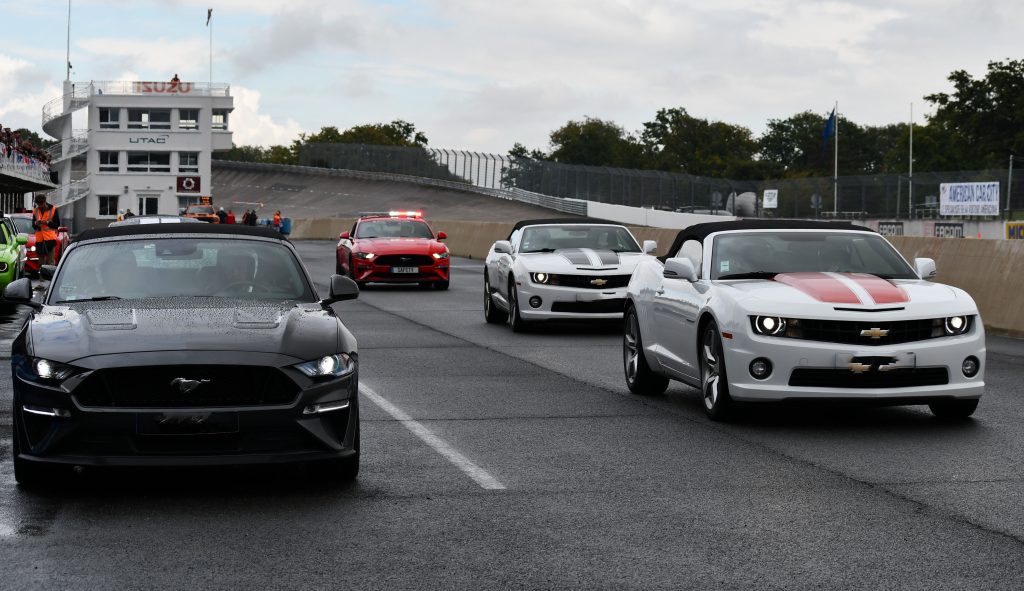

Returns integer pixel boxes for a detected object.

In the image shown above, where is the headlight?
[0,262,7,273]
[23,357,79,383]
[353,252,375,260]
[28,246,36,253]
[432,251,450,260]
[294,353,356,379]
[944,315,970,335]
[751,315,787,336]
[530,272,550,284]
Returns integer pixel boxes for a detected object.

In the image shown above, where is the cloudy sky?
[1,0,1021,153]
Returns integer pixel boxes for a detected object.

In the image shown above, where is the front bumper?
[12,365,359,467]
[517,282,626,321]
[352,259,449,284]
[722,324,985,402]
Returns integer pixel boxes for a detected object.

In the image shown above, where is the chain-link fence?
[297,143,1023,219]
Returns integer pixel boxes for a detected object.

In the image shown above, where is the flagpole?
[65,0,72,81]
[908,102,914,219]
[833,100,839,215]
[209,11,213,88]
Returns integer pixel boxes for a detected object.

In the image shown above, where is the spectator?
[32,194,61,268]
[117,209,125,222]
[124,209,135,218]
[170,73,181,92]
[272,210,282,231]
[241,209,251,225]
[226,209,236,224]
[217,207,228,224]
[248,210,258,226]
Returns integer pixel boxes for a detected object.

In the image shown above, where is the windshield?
[49,238,315,303]
[355,219,433,239]
[187,206,215,215]
[520,225,640,253]
[710,232,917,280]
[10,217,33,234]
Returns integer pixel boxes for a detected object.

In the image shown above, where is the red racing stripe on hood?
[774,272,862,304]
[845,273,909,304]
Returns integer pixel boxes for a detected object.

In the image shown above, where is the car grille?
[783,318,940,346]
[550,299,626,314]
[789,367,949,388]
[550,274,631,289]
[374,254,434,266]
[73,365,300,408]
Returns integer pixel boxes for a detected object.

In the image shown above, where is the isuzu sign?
[177,176,201,193]
[939,182,999,216]
[132,81,193,94]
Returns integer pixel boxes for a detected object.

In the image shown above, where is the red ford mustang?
[6,213,71,276]
[336,212,450,289]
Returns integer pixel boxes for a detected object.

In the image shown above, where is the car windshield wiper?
[717,271,779,280]
[521,248,557,253]
[56,295,123,303]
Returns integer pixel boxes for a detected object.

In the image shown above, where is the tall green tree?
[548,117,643,168]
[640,107,760,178]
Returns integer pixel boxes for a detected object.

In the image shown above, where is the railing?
[41,85,90,129]
[90,80,231,97]
[46,175,90,207]
[0,147,55,186]
[46,129,90,162]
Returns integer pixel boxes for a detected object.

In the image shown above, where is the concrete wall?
[290,218,1024,335]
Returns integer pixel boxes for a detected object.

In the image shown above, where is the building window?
[178,109,199,130]
[127,109,171,130]
[178,195,201,212]
[126,152,171,173]
[212,109,229,131]
[178,152,199,173]
[99,108,120,129]
[98,151,119,173]
[138,195,159,215]
[98,195,119,216]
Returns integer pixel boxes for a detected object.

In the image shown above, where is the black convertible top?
[507,217,625,239]
[662,219,872,261]
[74,223,286,243]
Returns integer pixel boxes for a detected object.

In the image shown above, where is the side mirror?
[40,265,56,281]
[339,231,350,240]
[15,233,28,245]
[915,257,937,280]
[642,240,657,255]
[179,208,186,215]
[493,240,512,255]
[3,277,40,310]
[437,231,447,241]
[663,257,698,282]
[322,274,359,306]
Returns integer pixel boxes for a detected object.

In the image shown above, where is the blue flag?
[821,108,836,153]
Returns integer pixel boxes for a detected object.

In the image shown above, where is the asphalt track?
[0,242,1023,589]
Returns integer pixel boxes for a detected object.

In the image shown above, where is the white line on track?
[358,383,505,490]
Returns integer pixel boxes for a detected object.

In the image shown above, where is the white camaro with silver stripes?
[483,218,656,331]
[623,220,985,421]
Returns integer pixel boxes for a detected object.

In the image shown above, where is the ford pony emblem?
[171,377,211,394]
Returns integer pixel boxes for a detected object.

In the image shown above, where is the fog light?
[303,400,351,415]
[529,296,542,308]
[749,358,772,380]
[962,356,980,378]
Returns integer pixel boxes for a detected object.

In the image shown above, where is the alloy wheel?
[702,326,721,411]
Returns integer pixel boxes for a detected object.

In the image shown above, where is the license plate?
[136,412,239,435]
[835,352,916,373]
[391,266,419,274]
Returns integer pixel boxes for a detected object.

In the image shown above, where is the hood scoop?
[85,308,138,331]
[233,308,283,329]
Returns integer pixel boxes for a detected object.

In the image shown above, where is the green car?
[0,217,28,292]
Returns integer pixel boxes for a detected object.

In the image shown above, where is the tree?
[548,117,643,168]
[925,59,1024,169]
[640,108,759,178]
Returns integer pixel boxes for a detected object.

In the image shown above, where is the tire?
[623,306,669,395]
[434,280,450,291]
[484,273,507,324]
[929,399,979,420]
[12,412,58,488]
[311,416,360,482]
[700,321,735,421]
[507,279,528,333]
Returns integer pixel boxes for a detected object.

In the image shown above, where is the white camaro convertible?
[484,218,657,331]
[623,220,985,421]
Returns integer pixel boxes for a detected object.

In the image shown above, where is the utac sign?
[939,182,999,216]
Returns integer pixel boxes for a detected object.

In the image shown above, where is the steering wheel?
[214,281,268,296]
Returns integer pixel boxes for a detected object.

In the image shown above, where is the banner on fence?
[1007,222,1024,240]
[933,222,964,238]
[762,189,778,209]
[878,222,904,236]
[939,182,1000,216]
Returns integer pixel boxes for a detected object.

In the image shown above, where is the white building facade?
[43,79,233,229]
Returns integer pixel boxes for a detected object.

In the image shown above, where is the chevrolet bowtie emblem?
[848,362,872,374]
[590,278,608,286]
[860,327,889,339]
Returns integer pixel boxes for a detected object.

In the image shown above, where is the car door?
[338,222,358,273]
[651,239,705,380]
[490,229,519,304]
